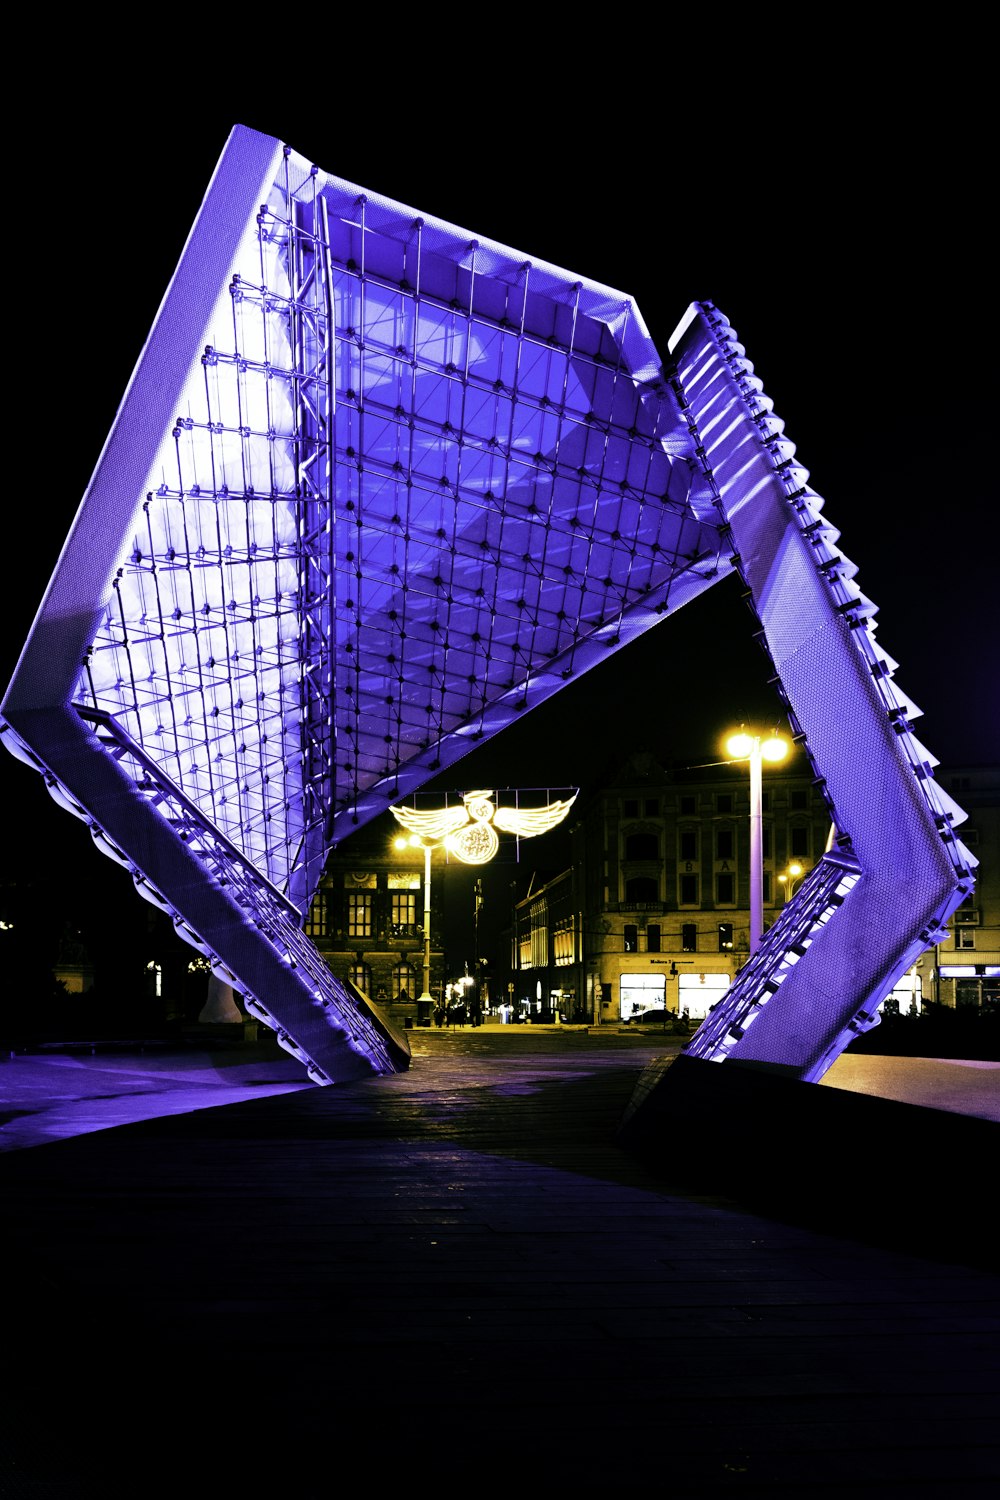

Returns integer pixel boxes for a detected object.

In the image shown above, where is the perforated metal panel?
[671,305,976,1077]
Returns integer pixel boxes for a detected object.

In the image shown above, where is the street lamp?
[393,832,437,1024]
[724,730,789,956]
[777,861,806,902]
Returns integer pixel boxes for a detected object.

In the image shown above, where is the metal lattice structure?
[1,125,976,1084]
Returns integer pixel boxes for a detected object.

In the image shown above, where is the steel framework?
[1,126,976,1083]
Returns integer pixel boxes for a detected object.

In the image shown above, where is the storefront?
[939,963,1000,1009]
[619,972,665,1021]
[678,971,732,1021]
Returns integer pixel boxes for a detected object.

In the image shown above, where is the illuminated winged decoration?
[390,791,578,865]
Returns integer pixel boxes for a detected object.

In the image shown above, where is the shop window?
[623,924,638,952]
[718,922,734,952]
[682,923,697,953]
[679,874,698,905]
[647,924,661,953]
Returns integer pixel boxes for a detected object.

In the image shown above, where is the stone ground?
[1,1026,997,1497]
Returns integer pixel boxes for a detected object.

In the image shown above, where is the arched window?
[393,961,418,1000]
[348,962,372,994]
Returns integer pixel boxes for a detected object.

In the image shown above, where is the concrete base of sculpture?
[618,1052,994,1270]
[198,976,243,1025]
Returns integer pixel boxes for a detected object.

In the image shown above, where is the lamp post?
[394,833,436,1026]
[724,730,789,957]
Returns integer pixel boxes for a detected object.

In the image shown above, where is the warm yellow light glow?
[788,862,803,877]
[724,731,788,763]
[725,732,755,759]
[389,790,577,866]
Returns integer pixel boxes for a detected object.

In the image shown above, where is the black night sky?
[2,61,995,974]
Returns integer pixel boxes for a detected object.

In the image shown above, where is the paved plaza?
[2,1027,998,1497]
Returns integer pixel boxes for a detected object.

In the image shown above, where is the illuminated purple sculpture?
[0,126,976,1084]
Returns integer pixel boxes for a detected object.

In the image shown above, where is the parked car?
[628,1009,693,1031]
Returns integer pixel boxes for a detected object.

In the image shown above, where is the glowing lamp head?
[725,731,789,763]
[760,736,789,763]
[725,732,755,759]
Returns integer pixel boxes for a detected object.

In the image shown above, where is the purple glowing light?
[0,127,976,1084]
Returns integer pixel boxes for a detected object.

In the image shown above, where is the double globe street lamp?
[778,861,807,901]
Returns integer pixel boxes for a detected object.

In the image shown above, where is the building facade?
[509,749,840,1024]
[508,755,999,1026]
[304,823,445,1027]
[911,765,999,1013]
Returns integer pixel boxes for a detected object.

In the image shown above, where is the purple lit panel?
[0,128,975,1086]
[670,305,976,1078]
[0,126,728,1083]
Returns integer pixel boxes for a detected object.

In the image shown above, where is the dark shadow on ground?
[618,1053,998,1274]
